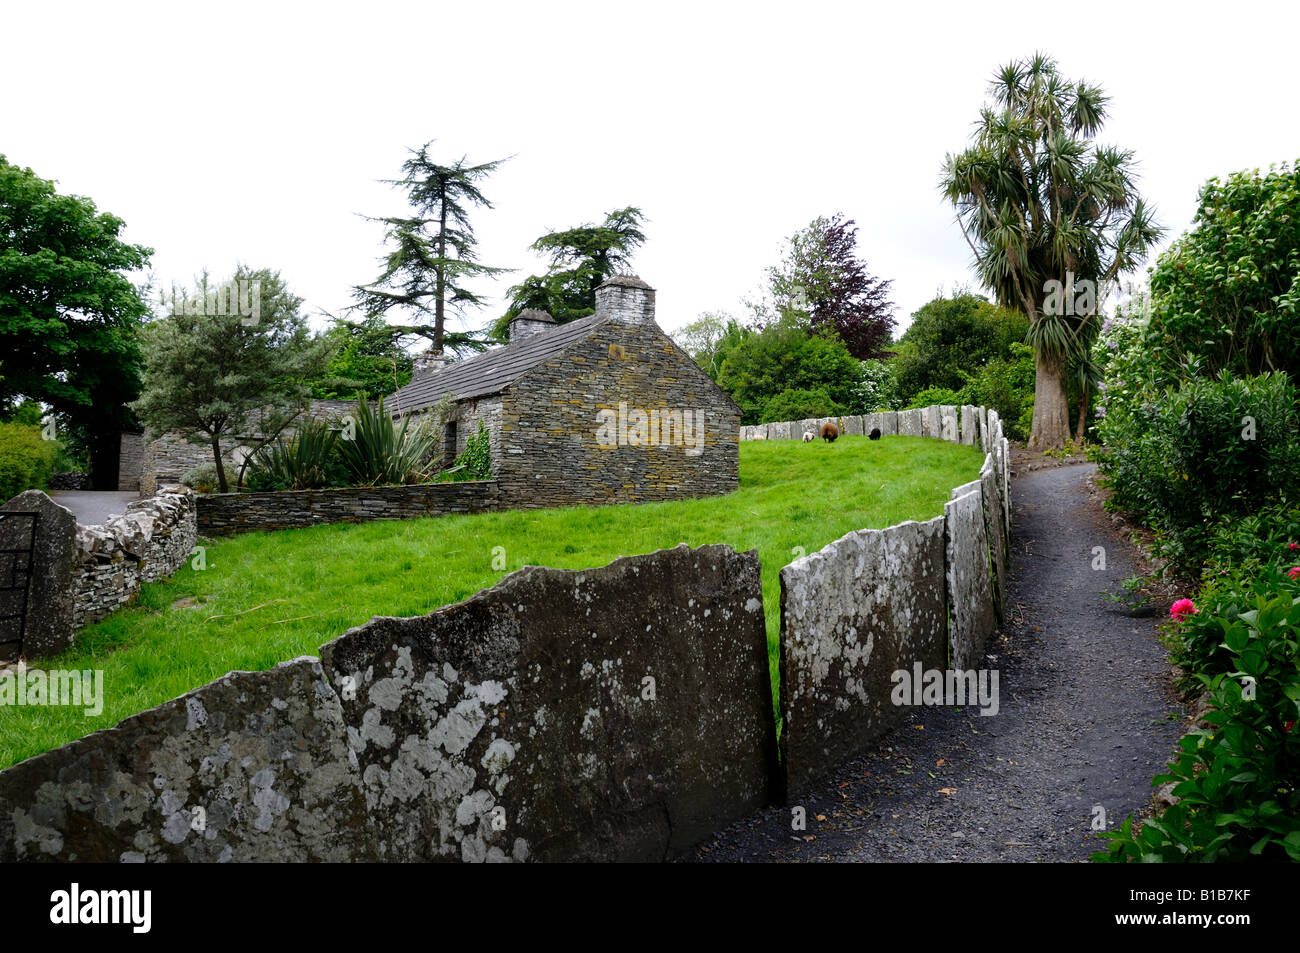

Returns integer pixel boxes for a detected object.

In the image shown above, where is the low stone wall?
[72,487,198,629]
[46,472,90,491]
[769,404,1013,794]
[196,480,501,536]
[0,544,778,862]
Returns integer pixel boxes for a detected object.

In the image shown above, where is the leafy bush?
[1147,162,1300,383]
[1097,372,1300,573]
[336,396,438,486]
[715,319,861,424]
[904,386,964,410]
[0,421,57,501]
[247,418,342,491]
[849,359,900,413]
[891,293,1029,404]
[180,463,218,494]
[959,343,1036,440]
[760,387,847,423]
[1094,581,1300,862]
[441,421,491,482]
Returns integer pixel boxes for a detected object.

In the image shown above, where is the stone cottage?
[388,275,740,507]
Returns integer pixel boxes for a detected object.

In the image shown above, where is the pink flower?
[1289,542,1299,552]
[1170,599,1197,622]
[1288,567,1300,580]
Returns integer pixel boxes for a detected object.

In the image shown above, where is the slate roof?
[389,311,613,413]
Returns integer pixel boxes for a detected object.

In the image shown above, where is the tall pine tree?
[353,144,509,357]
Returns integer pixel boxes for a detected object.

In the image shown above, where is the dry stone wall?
[196,481,500,536]
[72,487,197,629]
[0,544,778,863]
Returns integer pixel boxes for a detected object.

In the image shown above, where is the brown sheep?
[820,421,839,443]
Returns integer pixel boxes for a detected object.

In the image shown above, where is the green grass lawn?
[0,434,983,769]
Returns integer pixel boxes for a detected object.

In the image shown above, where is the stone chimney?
[507,308,556,343]
[594,275,656,326]
[411,348,451,384]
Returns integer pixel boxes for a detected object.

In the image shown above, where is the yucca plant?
[249,418,340,490]
[336,395,438,486]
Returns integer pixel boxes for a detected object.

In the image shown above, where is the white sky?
[4,1,1297,343]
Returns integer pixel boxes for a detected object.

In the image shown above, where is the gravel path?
[695,463,1187,863]
[48,490,140,526]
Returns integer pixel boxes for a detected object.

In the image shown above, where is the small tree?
[132,267,329,493]
[354,144,509,357]
[767,214,896,360]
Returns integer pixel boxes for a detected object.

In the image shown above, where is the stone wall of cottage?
[495,323,739,508]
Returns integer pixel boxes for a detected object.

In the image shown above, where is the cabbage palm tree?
[941,53,1162,450]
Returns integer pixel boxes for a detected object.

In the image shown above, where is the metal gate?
[0,511,39,662]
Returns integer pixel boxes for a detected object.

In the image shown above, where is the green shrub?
[180,463,218,494]
[441,421,491,482]
[904,386,964,410]
[337,396,438,486]
[0,422,58,500]
[247,418,342,491]
[760,387,847,423]
[960,343,1036,440]
[1094,581,1300,862]
[1097,372,1300,573]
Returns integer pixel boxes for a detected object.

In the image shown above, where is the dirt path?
[696,463,1187,863]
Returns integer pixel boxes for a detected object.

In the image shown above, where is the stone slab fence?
[758,404,1013,794]
[196,480,500,536]
[0,544,779,862]
[0,404,1012,859]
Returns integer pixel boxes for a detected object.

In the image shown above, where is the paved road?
[49,490,141,527]
[695,463,1187,863]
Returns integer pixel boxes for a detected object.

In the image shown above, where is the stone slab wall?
[0,544,778,863]
[72,487,198,629]
[767,404,1014,795]
[945,487,996,671]
[778,517,948,795]
[196,481,500,536]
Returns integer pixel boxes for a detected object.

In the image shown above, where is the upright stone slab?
[1,491,76,658]
[779,517,947,796]
[753,423,770,440]
[739,425,752,441]
[960,405,978,445]
[980,454,1007,621]
[923,405,942,440]
[876,411,898,436]
[945,488,996,671]
[940,405,959,442]
[898,409,923,436]
[0,657,372,862]
[843,415,864,436]
[770,421,792,441]
[321,543,777,862]
[799,418,819,439]
[1001,436,1012,539]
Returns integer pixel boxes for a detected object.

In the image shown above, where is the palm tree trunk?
[1074,389,1089,444]
[1028,350,1071,451]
